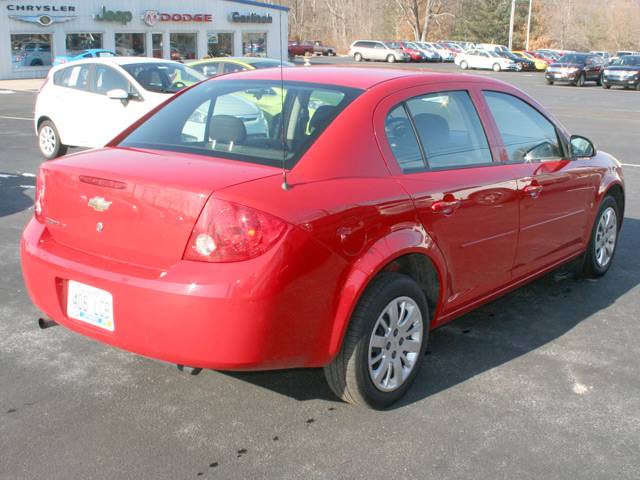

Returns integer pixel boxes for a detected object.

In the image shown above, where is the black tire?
[582,196,620,278]
[30,59,43,67]
[596,74,602,86]
[546,78,554,85]
[576,73,585,87]
[323,272,430,409]
[354,52,363,62]
[37,120,67,159]
[636,81,640,91]
[602,83,611,89]
[387,54,396,63]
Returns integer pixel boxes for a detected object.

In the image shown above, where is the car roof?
[48,56,185,73]
[215,66,508,90]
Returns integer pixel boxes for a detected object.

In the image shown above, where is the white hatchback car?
[35,57,205,159]
[455,49,517,72]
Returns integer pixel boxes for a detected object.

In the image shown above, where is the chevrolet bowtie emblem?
[88,196,112,212]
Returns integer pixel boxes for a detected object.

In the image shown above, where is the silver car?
[349,40,409,63]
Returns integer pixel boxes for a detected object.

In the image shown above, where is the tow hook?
[38,317,58,329]
[177,365,202,376]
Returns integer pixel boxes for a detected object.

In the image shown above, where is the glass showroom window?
[152,33,163,58]
[170,33,197,61]
[207,33,233,57]
[242,32,267,57]
[66,33,103,55]
[115,33,146,56]
[10,34,52,68]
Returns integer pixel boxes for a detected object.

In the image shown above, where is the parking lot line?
[621,163,640,168]
[0,115,33,121]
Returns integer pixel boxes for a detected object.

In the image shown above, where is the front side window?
[66,33,102,56]
[223,62,247,74]
[483,91,563,162]
[242,33,267,57]
[10,34,52,68]
[119,80,361,168]
[115,33,146,56]
[91,65,130,95]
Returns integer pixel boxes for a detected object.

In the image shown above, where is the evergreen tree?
[462,0,511,45]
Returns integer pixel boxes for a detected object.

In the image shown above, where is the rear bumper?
[21,219,346,371]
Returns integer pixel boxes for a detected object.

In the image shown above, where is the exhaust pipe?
[38,317,58,329]
[177,364,202,376]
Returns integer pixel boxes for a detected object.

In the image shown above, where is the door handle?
[431,199,461,215]
[523,184,543,198]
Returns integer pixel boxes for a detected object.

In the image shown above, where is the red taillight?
[34,169,45,222]
[183,198,287,263]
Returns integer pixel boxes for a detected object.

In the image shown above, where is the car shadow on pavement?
[225,217,640,407]
[0,172,35,218]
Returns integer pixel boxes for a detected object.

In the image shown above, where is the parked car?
[589,51,611,63]
[545,53,604,86]
[35,57,205,159]
[188,57,293,77]
[22,66,625,408]
[424,42,455,61]
[288,41,314,58]
[53,49,116,66]
[412,42,442,62]
[455,49,517,71]
[12,41,52,67]
[531,50,561,63]
[349,40,410,63]
[513,50,548,70]
[398,42,427,62]
[313,41,336,56]
[601,55,640,90]
[495,50,536,71]
[475,43,509,53]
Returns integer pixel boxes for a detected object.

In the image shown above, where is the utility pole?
[525,0,533,50]
[508,0,516,50]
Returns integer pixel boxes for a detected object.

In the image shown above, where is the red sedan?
[22,67,625,408]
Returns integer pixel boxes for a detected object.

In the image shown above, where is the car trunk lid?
[39,147,279,269]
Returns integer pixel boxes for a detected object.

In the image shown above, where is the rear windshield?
[558,53,588,64]
[118,80,362,168]
[121,62,204,93]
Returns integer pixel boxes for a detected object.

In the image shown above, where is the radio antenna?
[278,8,290,191]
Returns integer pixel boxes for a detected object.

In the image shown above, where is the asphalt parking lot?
[1,61,639,479]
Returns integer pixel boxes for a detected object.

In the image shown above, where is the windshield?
[617,56,640,66]
[122,62,205,93]
[248,60,294,69]
[118,80,361,168]
[558,53,588,64]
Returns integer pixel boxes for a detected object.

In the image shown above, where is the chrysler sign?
[142,10,212,26]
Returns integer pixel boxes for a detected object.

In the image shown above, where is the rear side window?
[223,62,246,74]
[483,91,563,162]
[119,80,361,168]
[385,91,492,171]
[385,105,424,172]
[53,65,91,90]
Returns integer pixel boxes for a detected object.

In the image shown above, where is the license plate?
[67,280,114,331]
[554,73,564,78]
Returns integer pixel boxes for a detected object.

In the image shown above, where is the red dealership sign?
[142,10,212,26]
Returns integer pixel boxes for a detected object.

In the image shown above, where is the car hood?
[606,66,640,72]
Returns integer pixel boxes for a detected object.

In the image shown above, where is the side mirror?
[570,135,596,158]
[107,88,129,101]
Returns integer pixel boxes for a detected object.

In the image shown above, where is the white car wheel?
[493,63,502,72]
[460,60,468,70]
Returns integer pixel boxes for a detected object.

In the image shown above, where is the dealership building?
[0,0,288,80]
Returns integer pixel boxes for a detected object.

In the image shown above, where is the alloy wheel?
[368,296,423,392]
[594,207,617,268]
[39,126,57,156]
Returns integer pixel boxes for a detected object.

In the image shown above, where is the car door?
[480,90,595,279]
[585,56,603,81]
[53,63,94,147]
[88,64,149,147]
[373,42,387,61]
[375,84,520,315]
